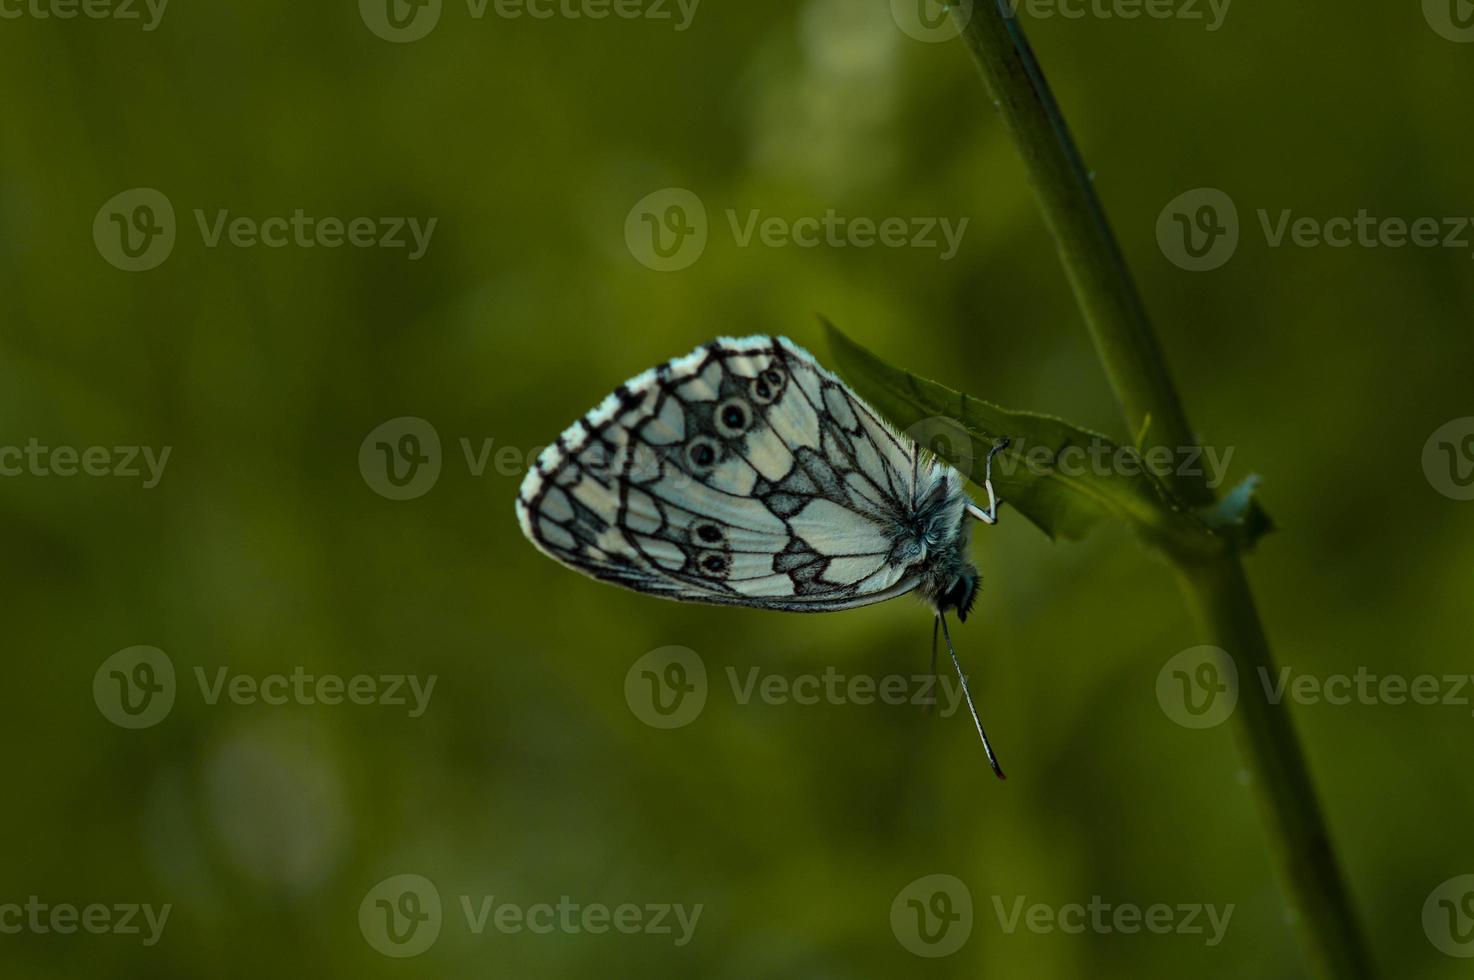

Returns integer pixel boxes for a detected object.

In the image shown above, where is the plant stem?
[948,2,1373,976]
[953,1,1210,506]
[1177,559,1373,980]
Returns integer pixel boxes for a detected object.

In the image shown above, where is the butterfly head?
[937,567,981,622]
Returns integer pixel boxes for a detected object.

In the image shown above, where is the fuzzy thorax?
[908,466,983,621]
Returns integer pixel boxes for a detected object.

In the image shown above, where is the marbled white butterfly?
[516,335,1011,776]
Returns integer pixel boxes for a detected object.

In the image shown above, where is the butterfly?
[515,335,1012,777]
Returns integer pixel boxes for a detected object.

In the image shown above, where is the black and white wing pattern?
[515,335,965,611]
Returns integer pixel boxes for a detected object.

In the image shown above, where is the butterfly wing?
[515,335,938,611]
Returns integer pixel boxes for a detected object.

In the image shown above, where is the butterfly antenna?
[937,612,1006,780]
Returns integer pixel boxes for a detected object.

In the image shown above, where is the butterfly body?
[516,335,985,618]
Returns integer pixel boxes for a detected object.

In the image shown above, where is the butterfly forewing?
[516,336,935,610]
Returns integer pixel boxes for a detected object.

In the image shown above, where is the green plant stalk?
[949,3,1373,977]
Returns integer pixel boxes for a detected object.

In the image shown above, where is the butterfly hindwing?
[516,336,935,610]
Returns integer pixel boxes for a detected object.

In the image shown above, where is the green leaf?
[823,321,1271,559]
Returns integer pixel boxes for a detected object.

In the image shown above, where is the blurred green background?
[2,0,1472,976]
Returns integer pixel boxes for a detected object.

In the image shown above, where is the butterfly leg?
[965,437,1011,525]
